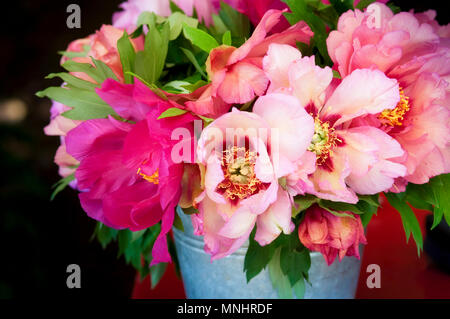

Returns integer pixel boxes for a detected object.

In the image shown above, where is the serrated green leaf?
[158,107,188,119]
[117,31,136,84]
[280,246,311,286]
[183,24,219,53]
[134,18,170,84]
[218,1,251,41]
[95,223,118,249]
[61,60,105,84]
[45,72,99,91]
[385,192,423,255]
[268,247,293,299]
[180,47,207,79]
[292,278,306,299]
[58,44,91,59]
[91,57,118,82]
[150,262,168,288]
[355,0,376,10]
[50,173,75,200]
[118,230,132,257]
[283,0,332,67]
[168,12,198,40]
[244,230,276,283]
[36,86,117,120]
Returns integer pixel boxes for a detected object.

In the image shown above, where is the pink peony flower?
[113,0,219,31]
[263,43,406,203]
[194,93,315,260]
[206,9,312,104]
[44,101,80,187]
[63,25,144,83]
[298,205,367,265]
[326,3,450,186]
[113,0,172,32]
[65,78,197,265]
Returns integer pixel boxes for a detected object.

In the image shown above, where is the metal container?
[173,209,362,299]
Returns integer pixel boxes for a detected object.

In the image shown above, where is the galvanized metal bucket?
[173,209,362,299]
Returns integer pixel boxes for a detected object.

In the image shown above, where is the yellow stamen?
[217,146,263,201]
[137,168,159,184]
[308,117,341,164]
[378,87,410,127]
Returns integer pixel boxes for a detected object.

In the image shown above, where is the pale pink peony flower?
[263,43,406,203]
[326,3,450,187]
[194,93,315,260]
[44,101,80,187]
[113,0,172,32]
[298,205,367,265]
[206,9,312,104]
[113,0,219,31]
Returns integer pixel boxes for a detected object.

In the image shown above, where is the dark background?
[0,0,447,298]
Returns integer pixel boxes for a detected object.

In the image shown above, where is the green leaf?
[158,107,188,119]
[168,12,198,40]
[222,30,232,46]
[218,1,251,41]
[329,0,354,15]
[332,70,341,79]
[58,44,91,59]
[180,47,208,79]
[183,24,219,53]
[283,0,332,66]
[36,86,117,120]
[150,262,168,288]
[134,17,170,84]
[244,230,276,283]
[61,60,105,84]
[428,174,450,226]
[280,245,310,286]
[117,31,136,84]
[45,73,99,91]
[268,247,293,299]
[385,192,423,255]
[91,57,118,82]
[118,230,132,257]
[292,278,306,299]
[292,195,318,218]
[95,223,118,249]
[50,173,75,200]
[125,71,169,100]
[173,212,184,232]
[355,0,376,10]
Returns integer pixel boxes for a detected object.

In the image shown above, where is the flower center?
[216,146,263,201]
[137,168,159,184]
[378,87,410,127]
[308,117,341,165]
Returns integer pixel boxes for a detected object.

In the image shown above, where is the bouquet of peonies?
[39,0,449,297]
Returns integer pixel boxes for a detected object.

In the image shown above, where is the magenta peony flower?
[223,0,290,32]
[194,93,315,259]
[298,205,367,265]
[65,79,197,264]
[263,43,407,203]
[206,9,312,104]
[326,3,450,187]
